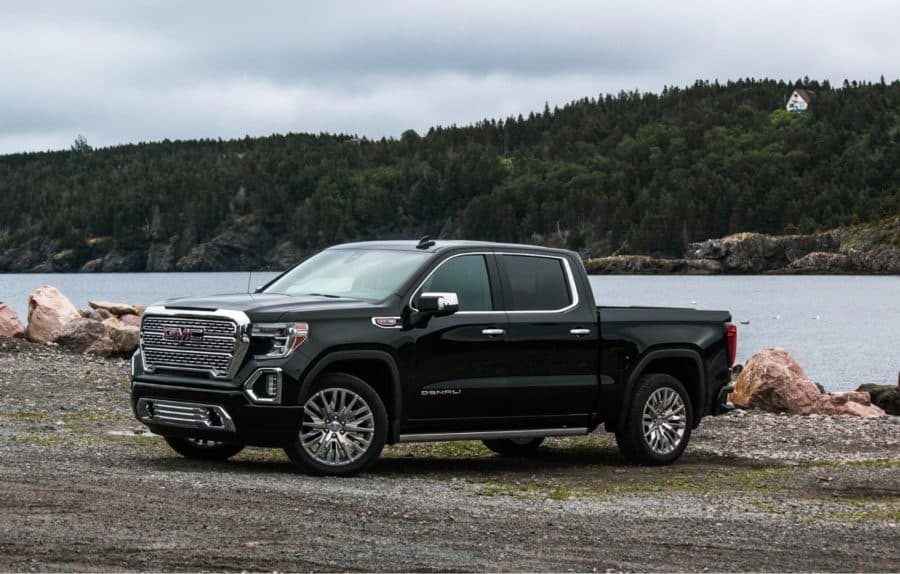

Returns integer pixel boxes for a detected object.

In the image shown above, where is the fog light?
[265,373,278,397]
[243,368,283,404]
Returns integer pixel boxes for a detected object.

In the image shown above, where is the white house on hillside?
[786,89,816,112]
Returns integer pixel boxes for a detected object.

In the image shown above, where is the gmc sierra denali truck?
[131,238,737,476]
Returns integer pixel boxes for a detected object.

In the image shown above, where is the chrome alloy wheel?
[300,388,375,466]
[641,387,687,455]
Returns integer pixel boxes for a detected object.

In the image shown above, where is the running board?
[398,427,589,443]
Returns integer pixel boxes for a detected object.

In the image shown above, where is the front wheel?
[482,437,544,456]
[615,373,693,465]
[284,373,388,476]
[164,436,245,460]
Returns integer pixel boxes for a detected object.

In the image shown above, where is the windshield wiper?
[303,292,344,299]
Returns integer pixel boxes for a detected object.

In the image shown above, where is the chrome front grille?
[136,398,236,432]
[139,307,250,379]
[142,331,235,353]
[142,316,237,337]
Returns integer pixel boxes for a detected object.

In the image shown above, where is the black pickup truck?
[131,239,737,476]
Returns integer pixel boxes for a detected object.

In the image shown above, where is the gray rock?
[856,383,900,416]
[100,250,144,272]
[50,318,115,357]
[109,325,140,355]
[146,234,183,272]
[176,212,277,271]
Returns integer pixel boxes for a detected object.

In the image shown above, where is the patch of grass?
[385,441,492,458]
[23,435,57,447]
[824,459,900,470]
[474,482,582,501]
[233,447,289,463]
[1,411,49,422]
[59,410,114,424]
[748,498,784,515]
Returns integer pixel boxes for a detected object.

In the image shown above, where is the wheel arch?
[617,348,706,432]
[299,350,402,442]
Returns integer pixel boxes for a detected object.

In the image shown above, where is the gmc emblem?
[163,327,204,342]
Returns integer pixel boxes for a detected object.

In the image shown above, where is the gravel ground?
[1,338,898,572]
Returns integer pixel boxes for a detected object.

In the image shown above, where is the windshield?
[263,248,429,301]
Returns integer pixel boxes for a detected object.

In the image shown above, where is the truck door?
[496,253,598,425]
[406,253,510,430]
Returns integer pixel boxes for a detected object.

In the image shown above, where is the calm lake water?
[1,272,897,392]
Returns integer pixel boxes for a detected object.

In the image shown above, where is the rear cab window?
[500,254,573,311]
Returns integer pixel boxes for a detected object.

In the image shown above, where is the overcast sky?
[2,1,898,154]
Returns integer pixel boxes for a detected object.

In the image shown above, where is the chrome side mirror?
[418,292,459,316]
[404,292,460,329]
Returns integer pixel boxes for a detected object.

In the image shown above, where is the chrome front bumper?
[135,398,236,432]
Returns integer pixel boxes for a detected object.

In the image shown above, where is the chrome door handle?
[570,328,591,336]
[481,328,506,336]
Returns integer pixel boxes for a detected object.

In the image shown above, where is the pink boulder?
[730,348,884,417]
[134,304,147,316]
[25,286,81,344]
[51,317,116,356]
[0,303,25,338]
[120,314,141,327]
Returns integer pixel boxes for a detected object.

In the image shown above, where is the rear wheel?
[482,436,544,457]
[284,373,388,476]
[164,437,244,460]
[615,373,692,465]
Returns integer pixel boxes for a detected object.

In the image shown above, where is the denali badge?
[421,389,462,396]
[163,327,205,342]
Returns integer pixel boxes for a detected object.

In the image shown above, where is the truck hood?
[155,292,384,322]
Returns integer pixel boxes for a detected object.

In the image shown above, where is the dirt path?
[1,339,898,572]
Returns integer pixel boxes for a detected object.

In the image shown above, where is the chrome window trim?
[408,251,579,315]
[139,305,251,380]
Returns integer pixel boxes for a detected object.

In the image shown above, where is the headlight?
[251,322,309,358]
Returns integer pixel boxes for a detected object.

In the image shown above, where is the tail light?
[725,323,737,367]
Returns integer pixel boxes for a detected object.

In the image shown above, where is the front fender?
[298,349,403,442]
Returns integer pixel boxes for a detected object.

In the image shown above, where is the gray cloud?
[1,0,898,154]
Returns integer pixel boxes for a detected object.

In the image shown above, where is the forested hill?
[1,78,898,272]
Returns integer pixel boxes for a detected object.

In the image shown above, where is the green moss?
[23,435,57,447]
[807,507,900,524]
[474,482,582,500]
[2,411,49,421]
[385,441,492,458]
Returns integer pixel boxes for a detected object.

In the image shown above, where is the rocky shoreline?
[2,216,898,274]
[0,286,142,357]
[585,217,900,274]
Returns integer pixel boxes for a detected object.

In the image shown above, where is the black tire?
[284,372,388,477]
[164,436,245,460]
[615,373,693,465]
[482,437,545,456]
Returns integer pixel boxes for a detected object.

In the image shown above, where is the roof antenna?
[416,235,435,250]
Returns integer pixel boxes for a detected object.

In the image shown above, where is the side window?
[502,255,572,311]
[419,255,493,311]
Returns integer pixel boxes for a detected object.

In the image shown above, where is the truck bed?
[599,306,732,324]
